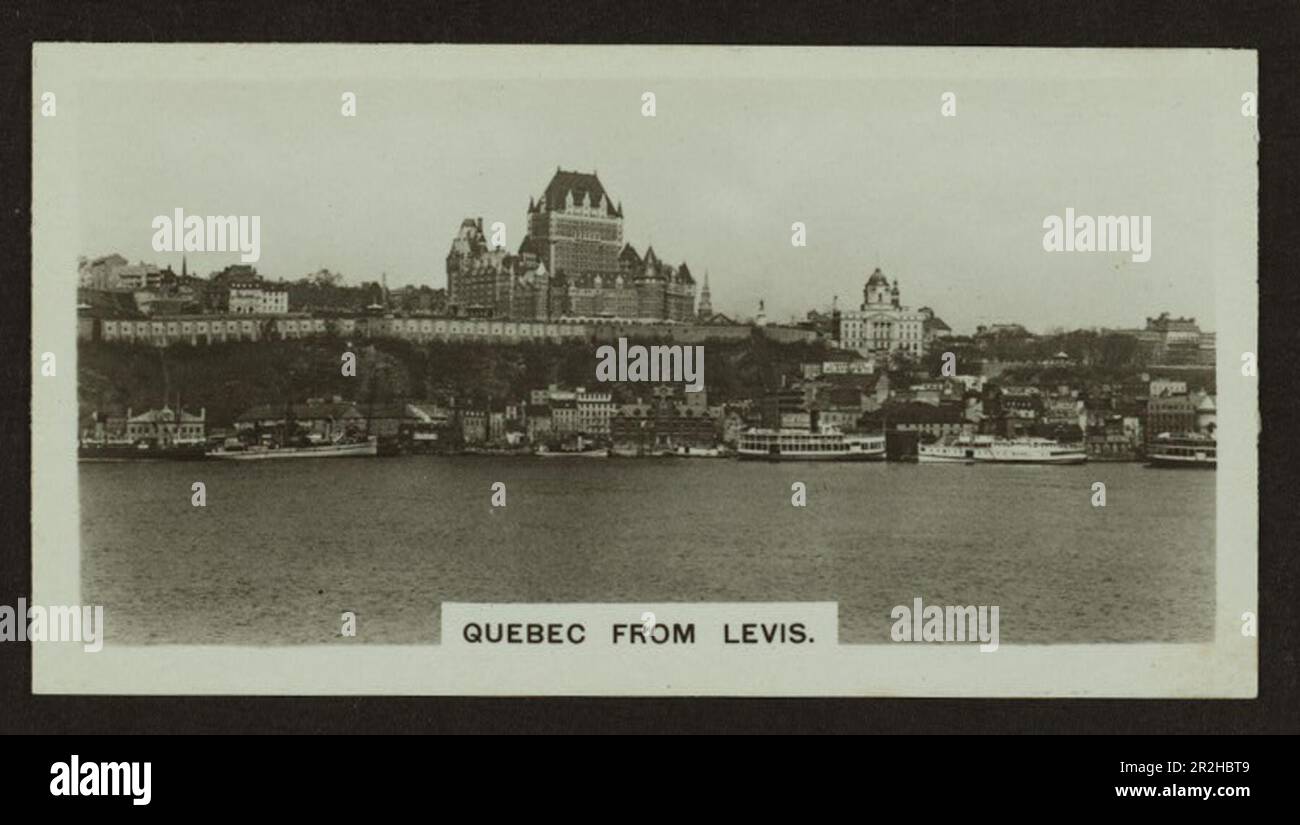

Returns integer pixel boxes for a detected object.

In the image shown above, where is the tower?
[528,168,624,277]
[864,267,890,308]
[697,270,713,318]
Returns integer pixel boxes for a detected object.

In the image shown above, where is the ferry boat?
[674,445,728,458]
[919,434,1087,464]
[536,435,608,458]
[737,427,886,461]
[1146,432,1216,468]
[78,438,209,462]
[535,445,608,458]
[208,435,377,460]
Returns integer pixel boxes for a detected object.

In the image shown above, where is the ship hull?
[919,452,1088,465]
[78,444,209,461]
[917,452,976,464]
[975,454,1088,465]
[1147,455,1216,469]
[1146,435,1216,468]
[737,449,885,461]
[209,440,377,460]
[919,438,1087,465]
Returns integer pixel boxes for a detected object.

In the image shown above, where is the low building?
[610,398,717,452]
[460,409,488,444]
[1146,393,1198,440]
[550,399,580,434]
[125,406,206,445]
[229,281,290,315]
[576,388,615,436]
[525,404,553,442]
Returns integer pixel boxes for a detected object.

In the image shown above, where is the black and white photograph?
[27,43,1256,698]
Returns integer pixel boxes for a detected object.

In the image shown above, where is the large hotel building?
[446,168,697,322]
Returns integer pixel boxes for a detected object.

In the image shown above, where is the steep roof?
[619,243,641,265]
[128,407,204,423]
[539,169,620,217]
[699,312,738,326]
[517,234,542,257]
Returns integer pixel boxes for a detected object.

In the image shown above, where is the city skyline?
[73,56,1243,333]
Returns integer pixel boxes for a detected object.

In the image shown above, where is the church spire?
[697,269,713,318]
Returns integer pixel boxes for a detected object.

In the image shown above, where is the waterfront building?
[1145,392,1199,440]
[814,386,870,432]
[576,388,615,436]
[81,407,129,442]
[760,385,809,430]
[1086,414,1141,461]
[550,398,580,434]
[460,409,488,444]
[525,404,553,442]
[610,391,718,452]
[125,406,206,446]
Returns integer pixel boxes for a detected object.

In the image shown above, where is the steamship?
[1146,432,1216,468]
[918,434,1087,464]
[737,427,886,461]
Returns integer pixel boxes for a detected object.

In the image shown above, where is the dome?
[866,268,889,287]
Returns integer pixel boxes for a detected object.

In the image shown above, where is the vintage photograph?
[30,45,1257,695]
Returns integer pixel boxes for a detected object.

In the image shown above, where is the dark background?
[0,0,1296,736]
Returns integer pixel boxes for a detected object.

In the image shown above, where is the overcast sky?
[70,48,1254,333]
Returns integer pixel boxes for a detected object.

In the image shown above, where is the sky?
[71,48,1254,333]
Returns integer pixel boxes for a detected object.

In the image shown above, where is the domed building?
[837,267,926,358]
